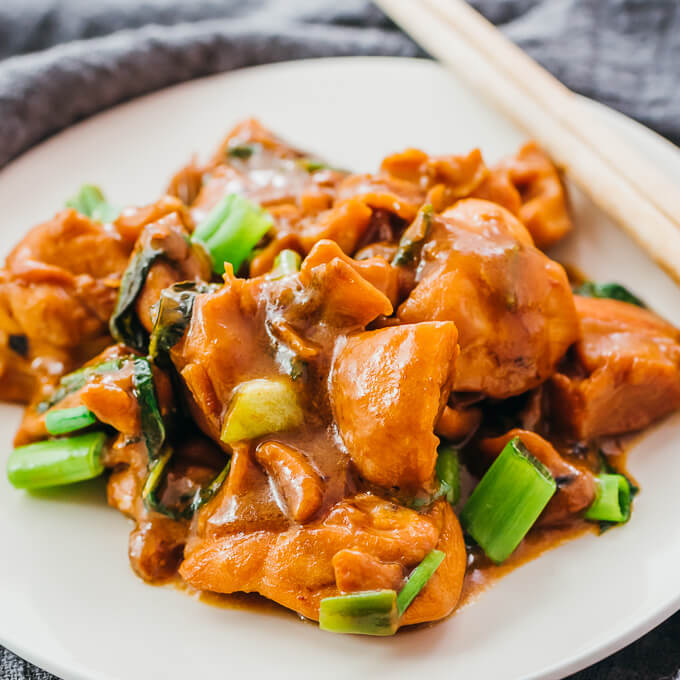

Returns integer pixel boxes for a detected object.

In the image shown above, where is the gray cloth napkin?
[0,1,678,679]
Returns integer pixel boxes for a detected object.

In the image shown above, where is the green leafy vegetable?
[575,281,645,307]
[148,282,218,367]
[66,184,119,222]
[296,158,328,173]
[132,357,165,462]
[7,431,107,490]
[187,460,231,515]
[38,358,127,412]
[227,143,259,159]
[141,444,178,518]
[109,245,165,352]
[396,550,445,616]
[191,193,273,275]
[142,446,230,520]
[460,437,556,564]
[45,406,97,435]
[319,590,399,636]
[392,204,433,266]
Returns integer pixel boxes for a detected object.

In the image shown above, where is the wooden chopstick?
[375,0,680,284]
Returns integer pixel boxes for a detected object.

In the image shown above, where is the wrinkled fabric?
[0,0,678,169]
[0,1,678,678]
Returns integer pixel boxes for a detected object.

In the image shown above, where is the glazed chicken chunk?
[549,296,680,438]
[5,119,680,636]
[398,199,580,398]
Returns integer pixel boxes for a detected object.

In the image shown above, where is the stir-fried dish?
[3,119,680,635]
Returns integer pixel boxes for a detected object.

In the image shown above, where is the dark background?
[0,1,679,678]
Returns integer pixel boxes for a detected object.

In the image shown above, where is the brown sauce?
[458,521,593,609]
[172,578,297,620]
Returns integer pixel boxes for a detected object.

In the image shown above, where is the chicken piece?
[398,199,579,398]
[330,322,458,491]
[254,441,324,523]
[380,147,489,214]
[170,273,266,442]
[171,253,392,443]
[332,549,404,593]
[114,195,191,244]
[0,196,190,403]
[548,296,680,439]
[478,429,596,526]
[297,199,373,255]
[181,493,466,625]
[495,142,571,249]
[335,173,425,222]
[189,118,345,230]
[0,209,134,402]
[302,239,400,307]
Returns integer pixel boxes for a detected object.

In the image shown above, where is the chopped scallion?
[7,431,107,490]
[191,194,273,275]
[585,473,631,523]
[188,460,231,515]
[319,590,398,636]
[221,378,304,444]
[141,445,177,518]
[132,357,165,462]
[460,437,556,564]
[396,550,445,616]
[45,406,96,435]
[269,249,301,279]
[65,184,119,222]
[436,445,460,505]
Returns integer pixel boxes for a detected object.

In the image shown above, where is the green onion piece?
[148,281,218,368]
[319,590,399,636]
[65,184,119,222]
[460,437,557,564]
[392,204,433,267]
[436,445,460,505]
[7,431,107,490]
[297,158,328,173]
[191,193,273,275]
[269,249,301,279]
[141,445,179,519]
[188,460,232,515]
[37,358,127,412]
[45,406,96,435]
[221,378,304,444]
[585,473,631,523]
[575,281,645,308]
[227,143,259,159]
[132,357,165,462]
[396,550,445,616]
[142,447,231,520]
[109,245,165,352]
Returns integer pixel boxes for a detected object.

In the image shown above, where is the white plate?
[1,57,679,680]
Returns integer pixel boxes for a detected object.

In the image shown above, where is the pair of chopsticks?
[375,0,680,284]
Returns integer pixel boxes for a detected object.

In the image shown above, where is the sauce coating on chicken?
[3,119,678,633]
